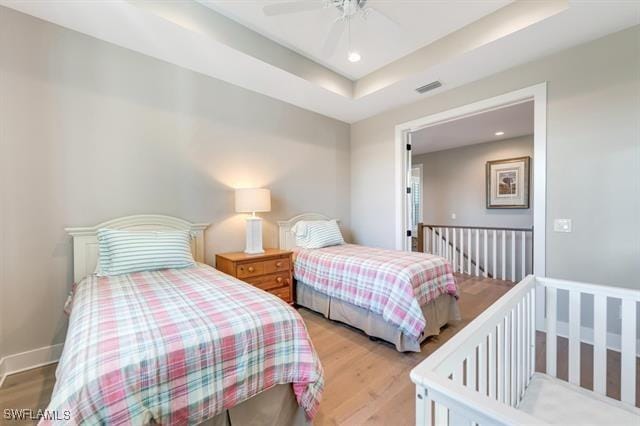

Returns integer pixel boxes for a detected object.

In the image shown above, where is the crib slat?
[524,291,531,388]
[504,315,511,405]
[546,286,557,377]
[434,402,448,426]
[501,230,506,280]
[497,321,505,403]
[620,298,636,404]
[453,363,464,385]
[475,229,480,277]
[529,288,536,378]
[518,301,524,399]
[488,329,496,399]
[593,294,607,395]
[468,352,477,391]
[510,309,517,406]
[568,290,581,386]
[478,339,487,395]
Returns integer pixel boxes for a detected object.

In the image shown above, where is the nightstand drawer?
[245,272,291,291]
[264,258,291,274]
[270,286,292,303]
[236,261,265,278]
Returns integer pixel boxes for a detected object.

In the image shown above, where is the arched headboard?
[277,213,337,250]
[65,215,210,282]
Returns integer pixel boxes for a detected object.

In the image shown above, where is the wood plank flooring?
[2,274,634,425]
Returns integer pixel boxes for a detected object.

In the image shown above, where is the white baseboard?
[0,343,63,388]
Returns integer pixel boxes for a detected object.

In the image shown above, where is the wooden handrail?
[423,224,533,232]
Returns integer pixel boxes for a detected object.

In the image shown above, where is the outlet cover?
[553,219,572,233]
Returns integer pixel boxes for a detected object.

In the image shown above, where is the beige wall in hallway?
[0,7,350,359]
[413,135,534,229]
[351,25,640,289]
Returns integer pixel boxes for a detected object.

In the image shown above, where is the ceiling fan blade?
[321,19,346,58]
[263,1,324,17]
[367,5,401,29]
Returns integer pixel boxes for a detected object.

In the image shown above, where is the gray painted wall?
[413,136,534,229]
[351,25,640,290]
[0,8,350,359]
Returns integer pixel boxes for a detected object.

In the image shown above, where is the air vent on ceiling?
[415,81,442,94]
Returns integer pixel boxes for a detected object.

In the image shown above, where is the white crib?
[411,275,640,425]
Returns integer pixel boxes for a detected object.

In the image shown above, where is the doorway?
[394,83,547,278]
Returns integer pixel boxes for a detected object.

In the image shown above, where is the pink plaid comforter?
[294,244,457,340]
[43,265,323,425]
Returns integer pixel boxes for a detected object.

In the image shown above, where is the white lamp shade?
[235,188,271,213]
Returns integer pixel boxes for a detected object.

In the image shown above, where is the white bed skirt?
[296,281,460,352]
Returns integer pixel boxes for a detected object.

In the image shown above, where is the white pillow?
[295,220,344,249]
[96,228,195,276]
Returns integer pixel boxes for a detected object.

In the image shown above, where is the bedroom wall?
[0,7,350,359]
[413,135,534,229]
[351,25,640,289]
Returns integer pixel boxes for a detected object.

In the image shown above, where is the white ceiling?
[202,0,511,80]
[2,1,639,123]
[411,101,534,155]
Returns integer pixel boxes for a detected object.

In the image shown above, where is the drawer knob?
[248,266,255,273]
[285,278,290,285]
[276,276,283,283]
[275,261,282,267]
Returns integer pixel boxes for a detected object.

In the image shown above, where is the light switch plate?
[451,213,456,220]
[553,219,572,233]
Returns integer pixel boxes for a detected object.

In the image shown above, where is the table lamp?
[235,188,271,254]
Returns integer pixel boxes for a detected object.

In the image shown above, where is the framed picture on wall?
[486,156,530,209]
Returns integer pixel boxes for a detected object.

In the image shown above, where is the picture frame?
[486,156,530,209]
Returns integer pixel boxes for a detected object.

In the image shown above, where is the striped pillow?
[96,228,195,276]
[295,220,344,249]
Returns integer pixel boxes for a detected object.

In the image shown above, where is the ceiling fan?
[263,0,397,62]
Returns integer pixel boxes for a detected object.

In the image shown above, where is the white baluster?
[483,229,488,277]
[511,230,516,282]
[521,231,526,279]
[620,299,636,404]
[475,229,480,277]
[492,229,497,278]
[452,228,457,273]
[437,227,442,256]
[445,227,450,262]
[431,227,436,255]
[467,229,471,275]
[459,228,464,274]
[501,230,506,280]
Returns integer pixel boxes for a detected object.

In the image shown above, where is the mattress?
[517,373,640,425]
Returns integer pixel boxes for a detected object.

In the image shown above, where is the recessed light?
[495,131,505,136]
[348,51,361,63]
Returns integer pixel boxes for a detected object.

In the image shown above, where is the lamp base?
[244,216,264,254]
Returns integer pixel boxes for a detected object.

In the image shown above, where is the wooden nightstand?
[215,249,294,304]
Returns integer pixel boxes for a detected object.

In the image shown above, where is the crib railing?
[410,275,640,425]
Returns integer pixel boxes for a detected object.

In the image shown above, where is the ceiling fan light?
[348,51,361,63]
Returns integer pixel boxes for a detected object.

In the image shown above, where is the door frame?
[394,82,547,277]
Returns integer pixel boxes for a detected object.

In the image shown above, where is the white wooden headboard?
[277,213,337,250]
[65,215,210,282]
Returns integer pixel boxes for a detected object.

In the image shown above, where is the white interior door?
[404,132,413,251]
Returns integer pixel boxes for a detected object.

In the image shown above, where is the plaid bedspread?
[43,265,323,425]
[294,244,457,340]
